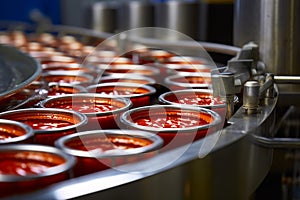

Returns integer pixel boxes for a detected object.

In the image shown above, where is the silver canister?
[92,2,118,33]
[243,81,260,114]
[117,1,155,31]
[234,0,300,75]
[155,1,200,40]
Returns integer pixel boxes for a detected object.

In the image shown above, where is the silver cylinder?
[234,0,300,75]
[92,2,118,33]
[219,72,235,97]
[243,81,260,113]
[118,1,154,31]
[220,72,236,120]
[212,72,236,120]
[155,1,200,40]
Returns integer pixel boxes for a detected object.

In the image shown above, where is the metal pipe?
[253,135,300,149]
[128,36,241,56]
[274,75,300,84]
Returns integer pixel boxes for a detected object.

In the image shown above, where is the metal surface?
[55,129,164,158]
[0,144,76,182]
[211,71,236,120]
[118,1,154,31]
[92,2,118,33]
[0,44,42,103]
[243,81,260,113]
[234,0,300,75]
[61,0,99,29]
[155,1,200,40]
[252,106,300,149]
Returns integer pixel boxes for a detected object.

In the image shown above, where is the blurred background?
[0,0,234,45]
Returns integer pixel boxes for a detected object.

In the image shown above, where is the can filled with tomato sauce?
[0,108,87,146]
[87,82,156,108]
[159,89,227,123]
[99,74,156,86]
[40,94,132,130]
[47,82,87,97]
[0,144,75,198]
[164,73,212,90]
[0,119,34,144]
[55,129,163,177]
[121,105,221,149]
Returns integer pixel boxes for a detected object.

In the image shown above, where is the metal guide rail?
[0,24,282,200]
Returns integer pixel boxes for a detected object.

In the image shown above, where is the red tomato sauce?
[178,97,223,105]
[44,76,88,84]
[0,126,30,141]
[105,69,154,76]
[172,76,211,84]
[141,50,174,60]
[134,115,208,128]
[96,87,149,96]
[165,94,224,106]
[21,119,74,130]
[163,58,204,65]
[0,159,55,175]
[101,78,151,85]
[54,103,119,113]
[98,90,137,96]
[174,68,211,73]
[65,135,152,152]
[0,132,15,140]
[165,60,204,65]
[47,87,80,96]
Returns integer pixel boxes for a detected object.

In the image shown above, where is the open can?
[0,144,75,197]
[0,108,87,146]
[0,119,34,144]
[121,105,221,149]
[55,129,163,177]
[87,82,156,108]
[40,94,132,130]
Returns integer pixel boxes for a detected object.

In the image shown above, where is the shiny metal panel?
[92,2,117,33]
[155,1,200,40]
[234,0,300,75]
[118,1,154,31]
